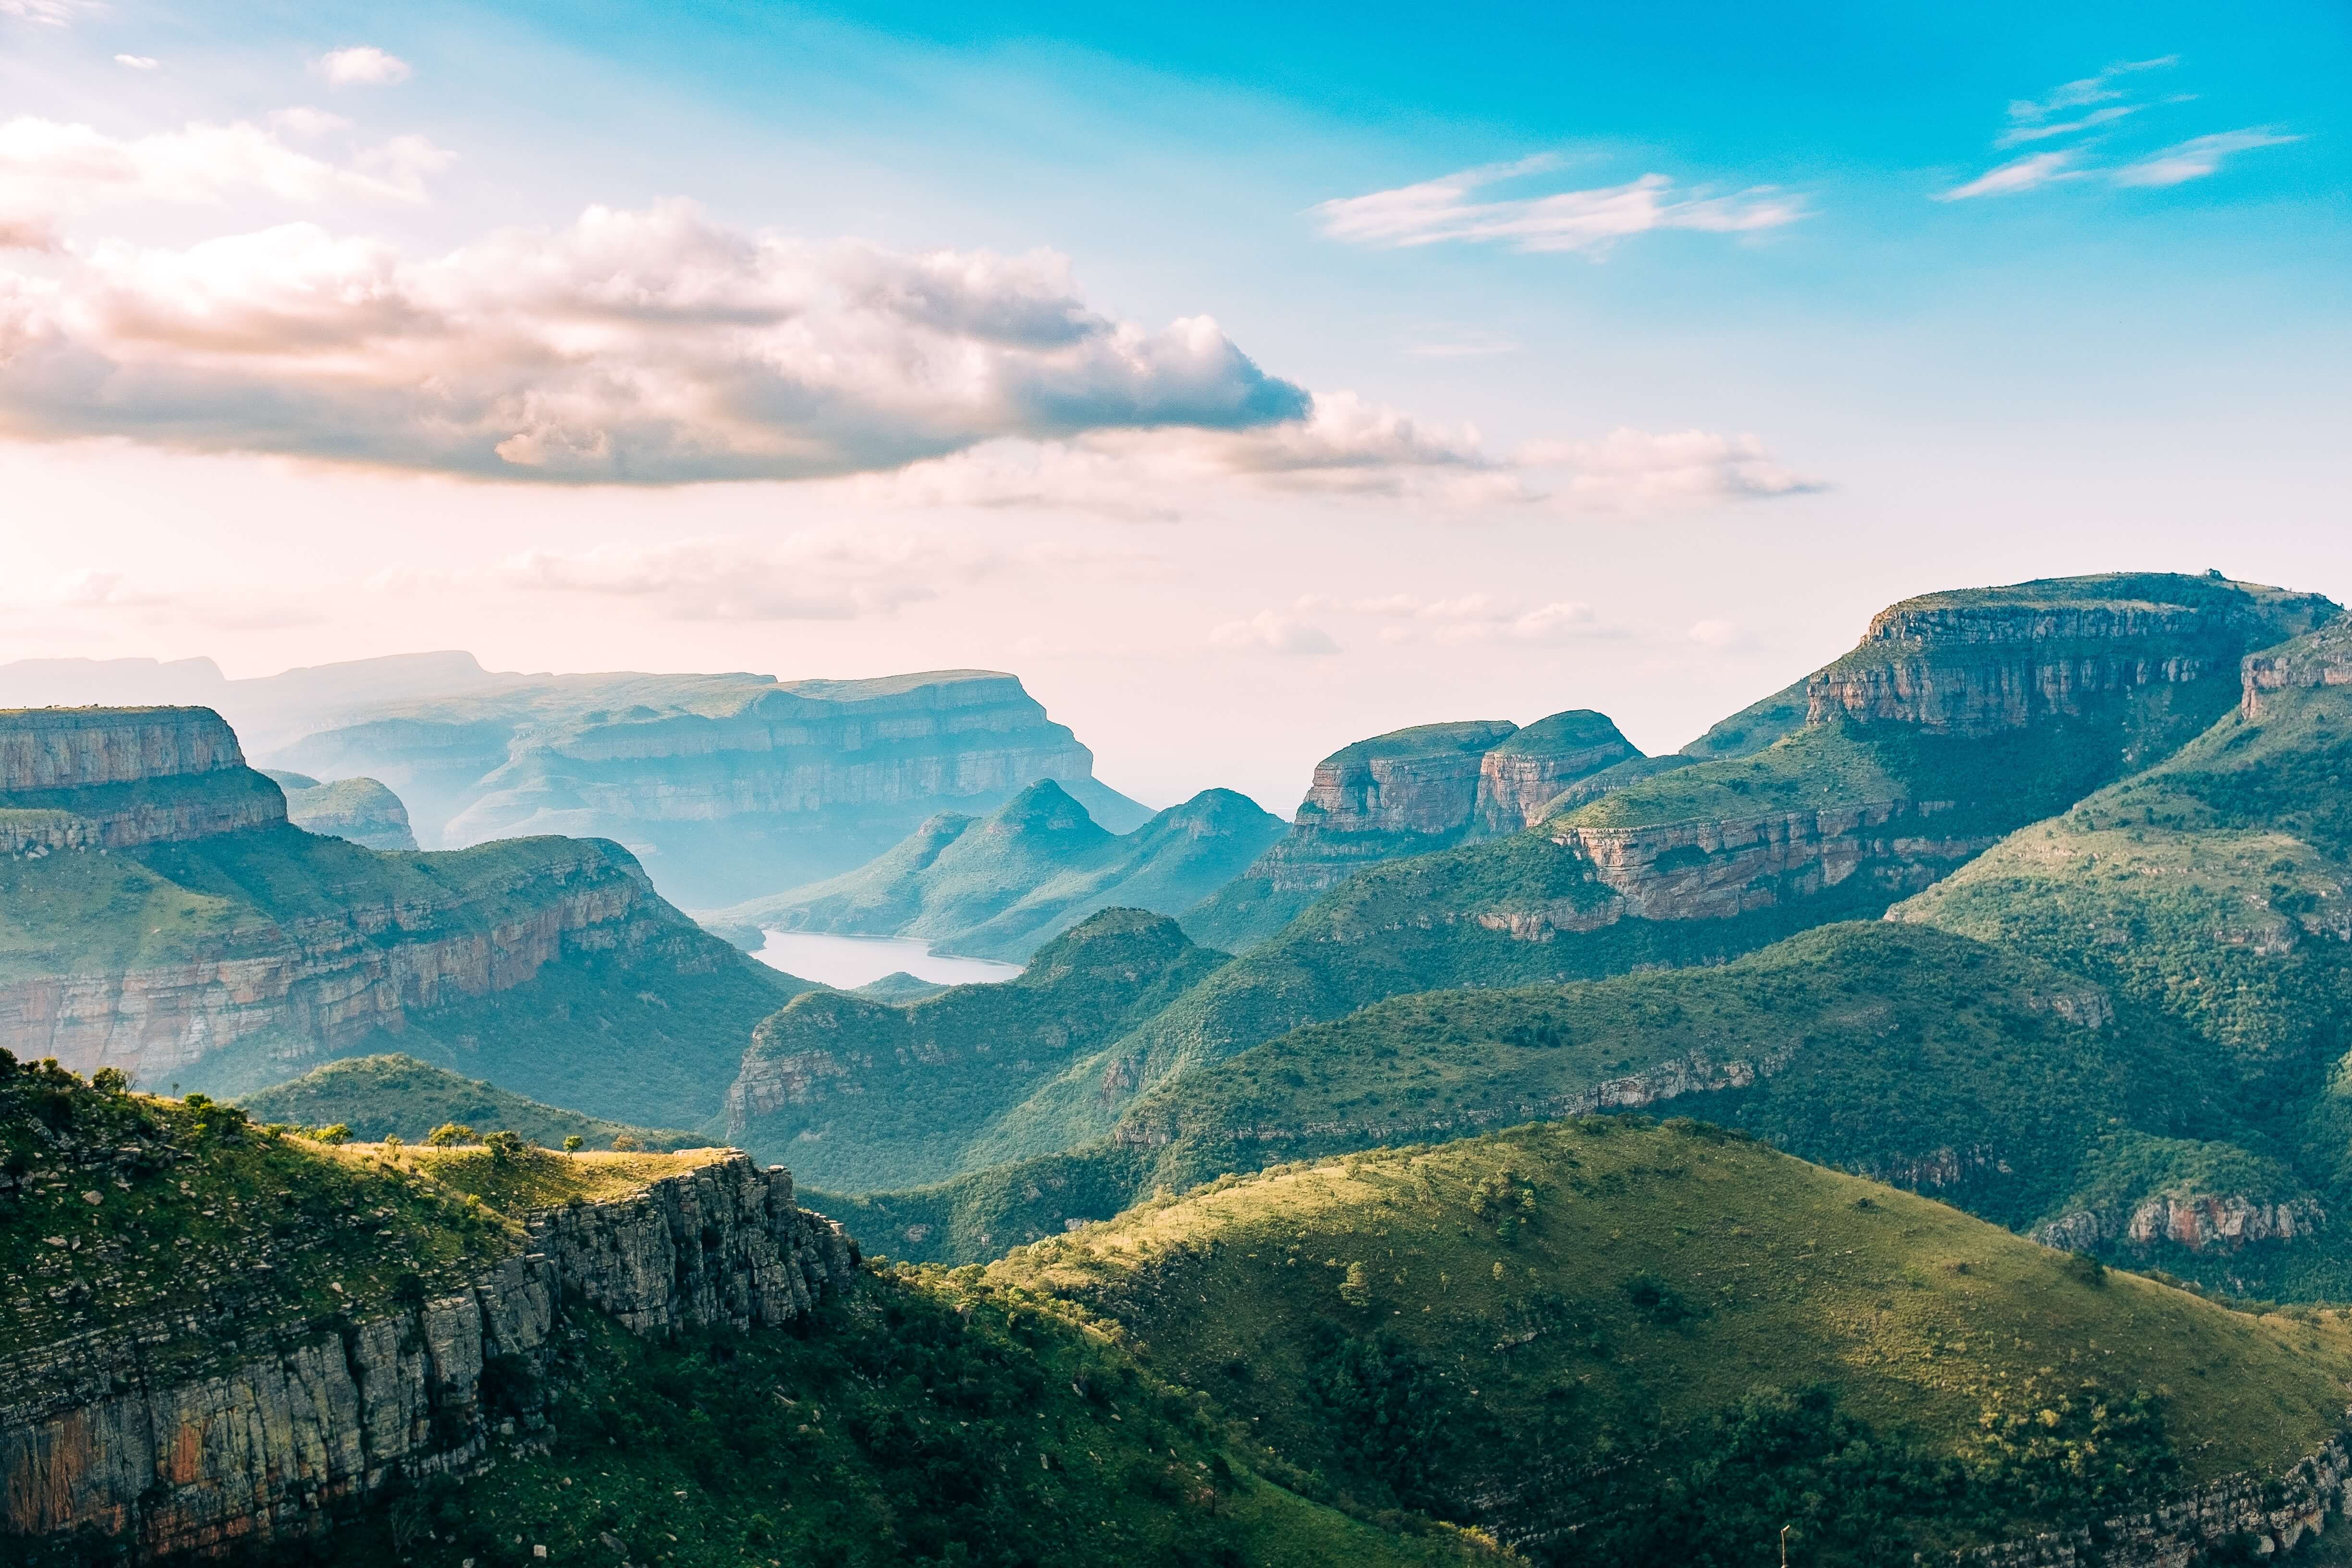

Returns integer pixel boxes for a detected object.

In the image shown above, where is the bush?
[314,1123,352,1145]
[426,1123,478,1148]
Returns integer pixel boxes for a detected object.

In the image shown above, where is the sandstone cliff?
[0,1151,852,1560]
[0,708,800,1121]
[269,668,1147,906]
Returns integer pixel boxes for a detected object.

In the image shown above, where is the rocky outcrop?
[0,1154,854,1561]
[2242,618,2352,717]
[0,709,285,852]
[1953,1435,2352,1568]
[2033,1193,2326,1254]
[1812,579,2336,734]
[0,835,704,1085]
[1473,711,1641,833]
[1296,721,1518,839]
[267,773,418,851]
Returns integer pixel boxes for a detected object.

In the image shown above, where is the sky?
[0,0,2346,809]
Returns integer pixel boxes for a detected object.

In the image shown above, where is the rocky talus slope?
[268,668,1148,905]
[0,707,801,1122]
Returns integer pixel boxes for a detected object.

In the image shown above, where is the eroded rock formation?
[0,1154,853,1560]
[0,709,284,852]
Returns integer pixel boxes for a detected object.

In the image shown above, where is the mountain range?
[17,567,2352,1565]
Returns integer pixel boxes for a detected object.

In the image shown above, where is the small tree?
[315,1123,352,1145]
[1338,1261,1372,1308]
[610,1133,643,1152]
[562,1135,585,1153]
[90,1067,130,1095]
[484,1130,526,1164]
[425,1123,478,1148]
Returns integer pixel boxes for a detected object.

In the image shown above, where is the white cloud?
[0,199,1311,480]
[113,54,157,70]
[2112,128,2300,187]
[1294,592,1606,646]
[1994,105,2138,148]
[1314,159,1806,255]
[1936,150,2079,201]
[318,47,412,86]
[1687,618,1740,648]
[1519,428,1823,509]
[1208,611,1340,657]
[0,114,450,249]
[498,532,1000,621]
[2004,59,2177,122]
[0,0,95,24]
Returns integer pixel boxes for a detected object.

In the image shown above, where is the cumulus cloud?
[1519,428,1824,509]
[0,198,1311,480]
[0,114,449,248]
[498,532,1001,621]
[1315,158,1806,255]
[1208,611,1340,658]
[317,47,412,86]
[2112,129,2301,187]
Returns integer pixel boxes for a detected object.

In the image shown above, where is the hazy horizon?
[2,0,2345,810]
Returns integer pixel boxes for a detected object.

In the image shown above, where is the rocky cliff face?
[2243,617,2352,716]
[0,1153,854,1560]
[0,835,700,1085]
[2032,1193,2327,1254]
[0,709,285,852]
[270,669,1141,906]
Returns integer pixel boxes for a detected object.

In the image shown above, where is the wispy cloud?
[1315,156,1806,255]
[113,53,158,71]
[0,0,97,24]
[499,532,1001,621]
[2113,129,2302,187]
[317,47,412,86]
[1208,611,1340,658]
[1297,592,1605,647]
[1937,150,2080,201]
[1946,57,2297,199]
[1518,428,1825,508]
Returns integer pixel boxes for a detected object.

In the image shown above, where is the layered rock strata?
[0,709,284,852]
[0,836,698,1083]
[2032,1193,2327,1255]
[0,1154,854,1560]
[267,772,418,851]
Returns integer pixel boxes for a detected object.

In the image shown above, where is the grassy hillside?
[235,1054,704,1149]
[3,1059,1491,1568]
[709,781,1283,963]
[1010,574,2334,1156]
[985,1120,2352,1562]
[0,821,809,1126]
[824,922,2227,1264]
[1896,621,2352,1297]
[725,909,1228,1190]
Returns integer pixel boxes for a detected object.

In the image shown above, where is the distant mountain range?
[704,779,1284,961]
[0,653,1149,906]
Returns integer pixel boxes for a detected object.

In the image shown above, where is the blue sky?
[0,0,2345,805]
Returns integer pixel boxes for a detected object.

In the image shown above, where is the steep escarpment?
[269,668,1149,905]
[0,708,285,852]
[724,909,1225,1190]
[0,1063,853,1561]
[1896,612,2352,1298]
[1184,710,1641,954]
[710,780,1283,962]
[0,708,805,1125]
[266,771,418,850]
[1045,574,2341,1151]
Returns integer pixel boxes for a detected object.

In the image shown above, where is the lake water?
[751,931,1024,990]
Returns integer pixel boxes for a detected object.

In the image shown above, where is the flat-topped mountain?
[0,656,1149,908]
[0,706,805,1126]
[998,573,2342,1153]
[236,1054,703,1148]
[709,779,1283,962]
[1185,709,1641,952]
